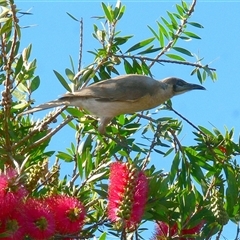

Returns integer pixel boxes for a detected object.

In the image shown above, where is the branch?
[165,103,207,137]
[78,18,83,73]
[22,115,73,154]
[2,2,19,153]
[113,54,216,72]
[13,106,67,151]
[141,122,161,170]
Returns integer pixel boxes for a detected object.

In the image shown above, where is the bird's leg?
[98,117,113,134]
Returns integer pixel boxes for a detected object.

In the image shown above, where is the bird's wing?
[60,74,163,102]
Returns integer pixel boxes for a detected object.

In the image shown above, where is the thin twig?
[113,54,216,72]
[21,115,73,154]
[168,128,184,154]
[78,18,83,73]
[165,103,207,137]
[141,123,161,170]
[13,106,67,151]
[2,2,19,152]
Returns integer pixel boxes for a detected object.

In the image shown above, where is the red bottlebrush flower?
[108,162,148,232]
[0,209,27,240]
[152,222,177,240]
[152,220,204,240]
[45,195,85,235]
[181,221,204,239]
[0,168,27,219]
[24,198,55,240]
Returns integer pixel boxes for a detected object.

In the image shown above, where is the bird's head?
[162,77,206,96]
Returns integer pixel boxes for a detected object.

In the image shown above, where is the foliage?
[0,0,239,239]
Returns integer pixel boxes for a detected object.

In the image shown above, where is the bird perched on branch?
[20,74,205,134]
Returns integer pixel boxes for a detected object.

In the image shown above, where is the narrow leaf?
[124,59,133,74]
[15,55,23,76]
[166,53,186,61]
[173,47,193,57]
[157,22,169,39]
[137,46,162,55]
[188,22,204,28]
[30,76,40,92]
[65,68,74,81]
[176,4,185,16]
[101,2,113,22]
[53,70,72,92]
[66,12,79,22]
[125,37,155,53]
[184,31,201,39]
[148,25,159,41]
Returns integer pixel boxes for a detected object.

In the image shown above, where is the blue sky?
[15,0,240,239]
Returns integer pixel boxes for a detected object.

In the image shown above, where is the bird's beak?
[188,83,206,91]
[175,82,206,95]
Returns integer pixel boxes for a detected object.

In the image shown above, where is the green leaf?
[66,107,85,118]
[159,30,164,47]
[184,31,201,39]
[124,59,133,74]
[147,25,159,41]
[65,68,74,81]
[114,36,132,45]
[181,1,189,11]
[161,17,173,31]
[15,55,23,76]
[69,55,75,73]
[53,70,72,92]
[126,37,155,53]
[169,152,180,183]
[141,60,151,75]
[101,2,113,22]
[157,21,169,39]
[66,12,79,22]
[176,4,185,16]
[166,53,186,61]
[117,5,125,20]
[188,22,204,28]
[173,47,193,57]
[133,59,142,74]
[56,151,73,162]
[99,232,107,240]
[197,69,202,83]
[137,46,162,55]
[167,11,178,28]
[30,76,40,92]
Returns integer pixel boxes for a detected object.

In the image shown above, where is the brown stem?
[114,54,216,72]
[21,115,73,155]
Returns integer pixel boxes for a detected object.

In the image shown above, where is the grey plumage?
[20,74,205,133]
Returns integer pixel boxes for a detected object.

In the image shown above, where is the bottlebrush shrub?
[108,162,148,232]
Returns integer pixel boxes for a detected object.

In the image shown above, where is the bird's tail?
[18,99,65,116]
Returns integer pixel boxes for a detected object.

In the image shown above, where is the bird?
[20,74,205,134]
